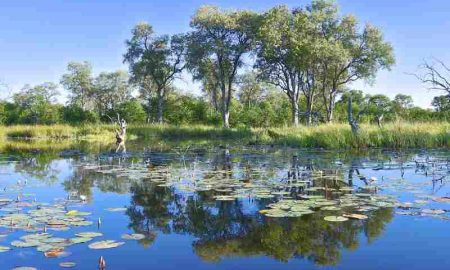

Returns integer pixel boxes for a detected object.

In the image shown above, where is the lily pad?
[343,213,368,220]
[324,216,349,222]
[59,262,76,268]
[121,233,145,240]
[88,240,125,249]
[106,207,127,212]
[0,246,11,252]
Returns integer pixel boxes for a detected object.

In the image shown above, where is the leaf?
[59,262,76,268]
[343,213,368,220]
[121,233,145,240]
[433,197,450,203]
[324,216,349,222]
[106,207,127,212]
[44,248,65,258]
[75,232,103,238]
[0,246,11,252]
[88,240,125,250]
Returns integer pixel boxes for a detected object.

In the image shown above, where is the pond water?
[0,141,449,270]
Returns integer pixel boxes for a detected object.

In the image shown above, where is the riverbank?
[0,122,448,149]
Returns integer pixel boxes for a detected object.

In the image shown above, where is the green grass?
[0,122,448,149]
[0,124,114,140]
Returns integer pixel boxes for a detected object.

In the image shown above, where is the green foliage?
[115,100,147,123]
[187,5,259,127]
[124,22,187,123]
[61,105,99,124]
[60,61,94,110]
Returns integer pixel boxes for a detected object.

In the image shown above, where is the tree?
[367,94,391,127]
[187,6,258,128]
[392,94,413,118]
[93,70,132,116]
[12,83,60,124]
[237,72,265,108]
[124,22,186,123]
[431,95,450,112]
[60,61,94,110]
[413,59,450,96]
[255,5,319,126]
[310,0,394,123]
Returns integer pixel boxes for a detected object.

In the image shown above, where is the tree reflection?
[126,179,394,266]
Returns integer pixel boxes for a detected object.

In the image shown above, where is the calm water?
[0,141,449,270]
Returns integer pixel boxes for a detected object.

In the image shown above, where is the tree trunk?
[147,98,152,123]
[305,98,313,126]
[348,96,359,134]
[291,99,299,126]
[157,90,164,124]
[222,109,230,128]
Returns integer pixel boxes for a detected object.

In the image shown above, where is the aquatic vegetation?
[88,240,125,249]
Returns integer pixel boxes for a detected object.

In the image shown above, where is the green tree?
[310,0,395,122]
[12,82,60,124]
[124,22,186,123]
[187,6,258,128]
[116,100,146,123]
[93,70,132,117]
[237,72,265,108]
[60,61,94,110]
[431,95,450,112]
[392,94,413,119]
[256,5,319,126]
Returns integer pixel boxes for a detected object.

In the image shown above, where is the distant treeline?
[0,0,448,127]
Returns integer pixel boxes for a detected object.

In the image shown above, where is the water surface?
[0,141,449,269]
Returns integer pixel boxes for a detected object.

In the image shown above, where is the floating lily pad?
[421,209,445,215]
[88,240,125,249]
[106,207,127,212]
[60,262,76,268]
[343,213,368,220]
[76,232,103,238]
[121,233,145,240]
[324,216,348,222]
[0,246,11,252]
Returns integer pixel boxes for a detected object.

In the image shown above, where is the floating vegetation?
[106,207,127,212]
[59,262,76,268]
[324,216,349,222]
[88,240,125,250]
[122,233,146,240]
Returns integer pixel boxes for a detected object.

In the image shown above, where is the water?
[0,141,449,270]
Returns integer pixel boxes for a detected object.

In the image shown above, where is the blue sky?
[0,0,449,107]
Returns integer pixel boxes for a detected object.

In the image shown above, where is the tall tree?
[431,95,450,112]
[310,0,395,123]
[124,22,186,123]
[60,61,94,110]
[187,6,258,128]
[93,70,131,116]
[12,82,60,124]
[237,72,265,108]
[256,5,319,126]
[413,58,450,97]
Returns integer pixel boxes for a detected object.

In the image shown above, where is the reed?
[0,122,448,149]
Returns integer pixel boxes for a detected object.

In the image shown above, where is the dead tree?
[348,97,360,134]
[115,114,127,153]
[347,96,369,134]
[412,59,450,96]
[107,113,127,153]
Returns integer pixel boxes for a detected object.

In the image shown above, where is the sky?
[1,0,450,108]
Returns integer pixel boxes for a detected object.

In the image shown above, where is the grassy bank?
[0,124,115,141]
[0,122,448,149]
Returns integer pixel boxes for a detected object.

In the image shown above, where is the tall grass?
[0,122,448,149]
[0,124,114,140]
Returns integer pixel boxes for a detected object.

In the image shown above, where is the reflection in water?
[67,147,404,266]
[2,145,447,268]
